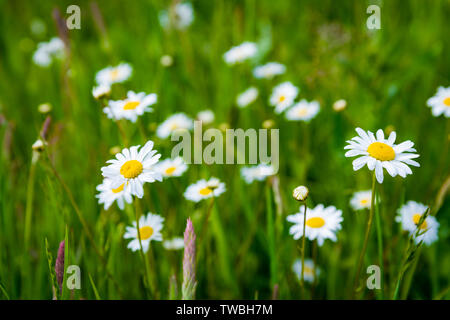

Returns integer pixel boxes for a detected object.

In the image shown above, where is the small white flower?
[95,63,132,85]
[350,190,372,211]
[156,113,194,139]
[223,42,258,65]
[184,177,226,202]
[101,141,162,198]
[240,164,275,184]
[160,55,173,67]
[253,62,286,79]
[33,37,64,67]
[285,99,320,121]
[287,204,343,246]
[96,178,132,210]
[124,213,164,253]
[159,2,194,30]
[292,258,320,283]
[395,201,439,246]
[163,237,185,250]
[292,186,309,202]
[269,81,299,113]
[103,91,157,122]
[426,86,450,118]
[154,157,188,179]
[92,84,111,99]
[344,128,420,184]
[196,110,215,125]
[236,87,259,108]
[333,99,347,112]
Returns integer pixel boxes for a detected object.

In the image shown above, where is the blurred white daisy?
[101,141,162,198]
[156,113,194,139]
[103,91,157,123]
[223,42,258,65]
[333,99,347,112]
[196,110,215,125]
[184,177,226,202]
[92,83,111,100]
[163,237,185,250]
[395,201,439,246]
[350,190,372,211]
[159,2,194,30]
[426,86,450,118]
[33,37,64,67]
[124,213,164,253]
[285,99,320,121]
[154,157,188,179]
[344,128,420,184]
[237,87,259,108]
[253,62,286,79]
[287,204,343,246]
[96,178,132,210]
[292,258,320,283]
[269,81,299,114]
[95,63,132,85]
[240,164,275,184]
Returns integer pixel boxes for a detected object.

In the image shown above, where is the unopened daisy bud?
[109,146,121,155]
[32,139,46,152]
[92,84,111,100]
[262,119,276,129]
[182,218,197,300]
[160,55,173,67]
[38,103,52,114]
[55,240,65,293]
[333,99,347,112]
[293,185,309,201]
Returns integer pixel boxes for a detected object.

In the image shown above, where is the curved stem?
[301,203,308,295]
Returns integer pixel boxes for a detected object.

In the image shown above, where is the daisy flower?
[184,177,226,202]
[101,141,162,198]
[223,42,258,65]
[240,164,275,184]
[103,91,157,122]
[154,157,188,179]
[344,128,420,184]
[96,178,132,210]
[350,190,372,211]
[395,201,439,246]
[156,113,194,139]
[159,2,194,30]
[426,86,450,118]
[236,87,259,108]
[33,37,64,67]
[92,83,111,100]
[287,204,343,246]
[163,237,185,250]
[285,99,320,121]
[196,110,215,125]
[95,63,132,86]
[292,258,320,283]
[269,81,299,114]
[124,213,164,253]
[253,62,286,79]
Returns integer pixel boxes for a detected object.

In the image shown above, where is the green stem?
[300,202,307,294]
[374,189,384,299]
[24,160,37,248]
[266,183,278,287]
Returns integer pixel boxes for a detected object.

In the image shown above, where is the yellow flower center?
[123,101,140,110]
[306,217,325,228]
[169,123,179,131]
[367,142,396,161]
[139,226,154,240]
[199,187,212,196]
[412,214,427,230]
[165,166,176,175]
[120,160,143,179]
[110,69,119,80]
[112,183,124,193]
[444,97,450,106]
[360,199,369,205]
[279,95,286,102]
[304,266,314,275]
[297,108,308,117]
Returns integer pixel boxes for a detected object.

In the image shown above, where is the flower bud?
[293,185,309,201]
[332,99,347,112]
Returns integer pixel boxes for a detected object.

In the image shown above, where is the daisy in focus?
[32,37,64,67]
[96,178,132,210]
[103,91,157,122]
[156,113,194,139]
[101,141,162,198]
[426,86,450,118]
[287,204,343,246]
[236,87,259,108]
[95,63,132,86]
[223,42,258,65]
[285,99,320,121]
[292,258,320,283]
[350,190,372,211]
[395,201,439,246]
[154,157,188,179]
[253,62,286,79]
[269,81,299,114]
[163,237,185,250]
[159,2,194,30]
[240,164,275,184]
[124,213,164,253]
[344,128,420,184]
[184,177,226,202]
